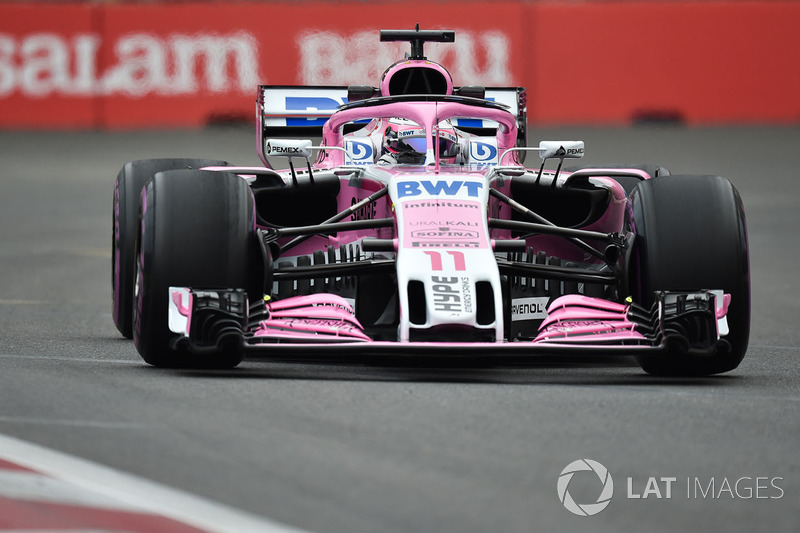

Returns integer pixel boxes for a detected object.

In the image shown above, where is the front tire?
[133,170,256,368]
[113,158,227,338]
[628,175,750,375]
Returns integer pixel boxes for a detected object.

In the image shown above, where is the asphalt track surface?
[1,125,798,532]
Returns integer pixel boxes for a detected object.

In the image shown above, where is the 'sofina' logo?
[557,459,614,516]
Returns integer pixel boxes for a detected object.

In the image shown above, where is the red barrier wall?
[529,1,800,124]
[0,1,798,128]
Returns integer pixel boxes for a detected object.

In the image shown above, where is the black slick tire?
[133,169,255,368]
[112,158,227,338]
[628,175,750,375]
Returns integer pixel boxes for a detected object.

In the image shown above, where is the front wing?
[167,288,733,363]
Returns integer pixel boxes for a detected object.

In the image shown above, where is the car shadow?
[164,355,742,387]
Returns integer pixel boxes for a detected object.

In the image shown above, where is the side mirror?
[347,85,379,102]
[454,85,486,100]
[538,140,585,160]
[265,139,314,160]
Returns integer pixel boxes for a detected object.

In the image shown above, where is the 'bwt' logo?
[396,180,484,198]
[557,459,614,516]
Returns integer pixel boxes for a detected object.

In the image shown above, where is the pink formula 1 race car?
[112,28,750,375]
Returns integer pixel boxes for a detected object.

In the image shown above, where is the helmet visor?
[400,137,428,154]
[399,136,457,157]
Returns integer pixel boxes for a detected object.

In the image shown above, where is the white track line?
[0,415,147,429]
[0,469,145,511]
[0,433,309,533]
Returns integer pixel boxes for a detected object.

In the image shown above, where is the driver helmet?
[382,119,460,164]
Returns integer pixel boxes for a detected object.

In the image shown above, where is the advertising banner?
[0,1,797,128]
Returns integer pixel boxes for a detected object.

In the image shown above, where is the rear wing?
[256,85,527,165]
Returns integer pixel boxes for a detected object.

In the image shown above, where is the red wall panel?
[529,1,800,124]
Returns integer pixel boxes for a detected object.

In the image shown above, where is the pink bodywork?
[533,295,645,343]
[253,294,371,342]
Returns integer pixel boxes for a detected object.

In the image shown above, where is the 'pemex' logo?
[557,459,614,516]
